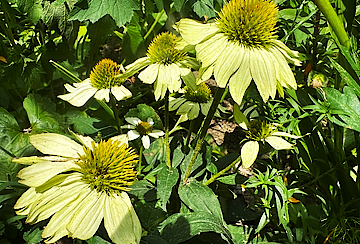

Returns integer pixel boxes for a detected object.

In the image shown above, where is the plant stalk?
[311,0,350,48]
[144,9,165,40]
[182,87,226,185]
[165,91,171,168]
[204,155,241,186]
[138,145,144,175]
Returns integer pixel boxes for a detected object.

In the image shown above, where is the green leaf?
[69,0,139,27]
[159,211,232,244]
[129,179,157,201]
[157,165,179,211]
[86,236,111,244]
[0,108,34,181]
[135,201,167,232]
[192,0,216,18]
[23,228,43,244]
[125,104,163,129]
[324,86,360,132]
[16,0,44,24]
[23,94,65,134]
[179,180,224,220]
[124,14,145,54]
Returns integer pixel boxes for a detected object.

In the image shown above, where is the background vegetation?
[1,0,360,243]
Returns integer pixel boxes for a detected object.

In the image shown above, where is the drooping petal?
[228,50,252,105]
[128,130,140,141]
[17,161,80,187]
[167,64,182,93]
[200,100,212,116]
[272,131,302,139]
[177,101,193,114]
[94,88,110,102]
[121,124,136,130]
[125,57,152,74]
[26,174,85,224]
[175,18,219,45]
[41,186,91,242]
[196,33,228,68]
[214,42,245,88]
[125,117,141,126]
[265,136,294,150]
[14,187,41,216]
[66,191,106,240]
[148,130,165,138]
[58,79,98,107]
[169,97,187,111]
[241,141,259,168]
[249,48,274,101]
[111,85,132,100]
[138,64,159,84]
[30,133,84,158]
[142,135,150,149]
[104,192,142,244]
[12,156,70,165]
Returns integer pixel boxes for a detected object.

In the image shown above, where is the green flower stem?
[204,155,241,186]
[165,91,171,168]
[311,0,350,48]
[110,97,122,133]
[182,87,226,185]
[144,9,165,40]
[97,100,115,120]
[138,145,144,175]
[186,119,195,146]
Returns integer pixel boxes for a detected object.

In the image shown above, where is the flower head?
[169,82,214,120]
[234,105,301,168]
[123,32,199,100]
[122,117,165,149]
[13,133,141,244]
[58,59,132,107]
[175,0,300,104]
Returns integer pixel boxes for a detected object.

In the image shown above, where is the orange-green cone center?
[77,139,138,195]
[136,121,153,135]
[89,58,124,89]
[184,82,212,103]
[147,32,187,65]
[246,120,274,141]
[217,0,278,47]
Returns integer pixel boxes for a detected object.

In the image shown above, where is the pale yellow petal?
[138,63,159,84]
[94,88,110,102]
[14,188,41,215]
[41,186,91,242]
[57,79,97,107]
[241,141,259,168]
[72,133,94,149]
[214,42,245,88]
[111,85,132,100]
[67,191,106,240]
[272,40,301,66]
[124,57,152,77]
[12,156,69,165]
[196,33,227,67]
[249,48,273,101]
[104,192,142,244]
[26,174,84,224]
[229,51,252,105]
[272,131,302,139]
[30,133,84,158]
[167,64,182,93]
[175,18,219,45]
[197,64,214,84]
[265,136,293,150]
[110,134,129,147]
[233,104,249,130]
[17,161,80,187]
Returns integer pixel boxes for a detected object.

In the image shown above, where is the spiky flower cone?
[176,0,301,104]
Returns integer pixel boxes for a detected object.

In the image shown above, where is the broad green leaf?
[124,16,144,54]
[69,0,139,28]
[141,235,167,244]
[324,86,360,132]
[329,58,360,97]
[23,228,43,244]
[134,201,167,231]
[179,180,224,221]
[0,108,34,181]
[125,104,163,129]
[192,0,216,18]
[157,166,179,211]
[129,179,157,201]
[159,211,232,244]
[23,94,65,134]
[16,0,44,24]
